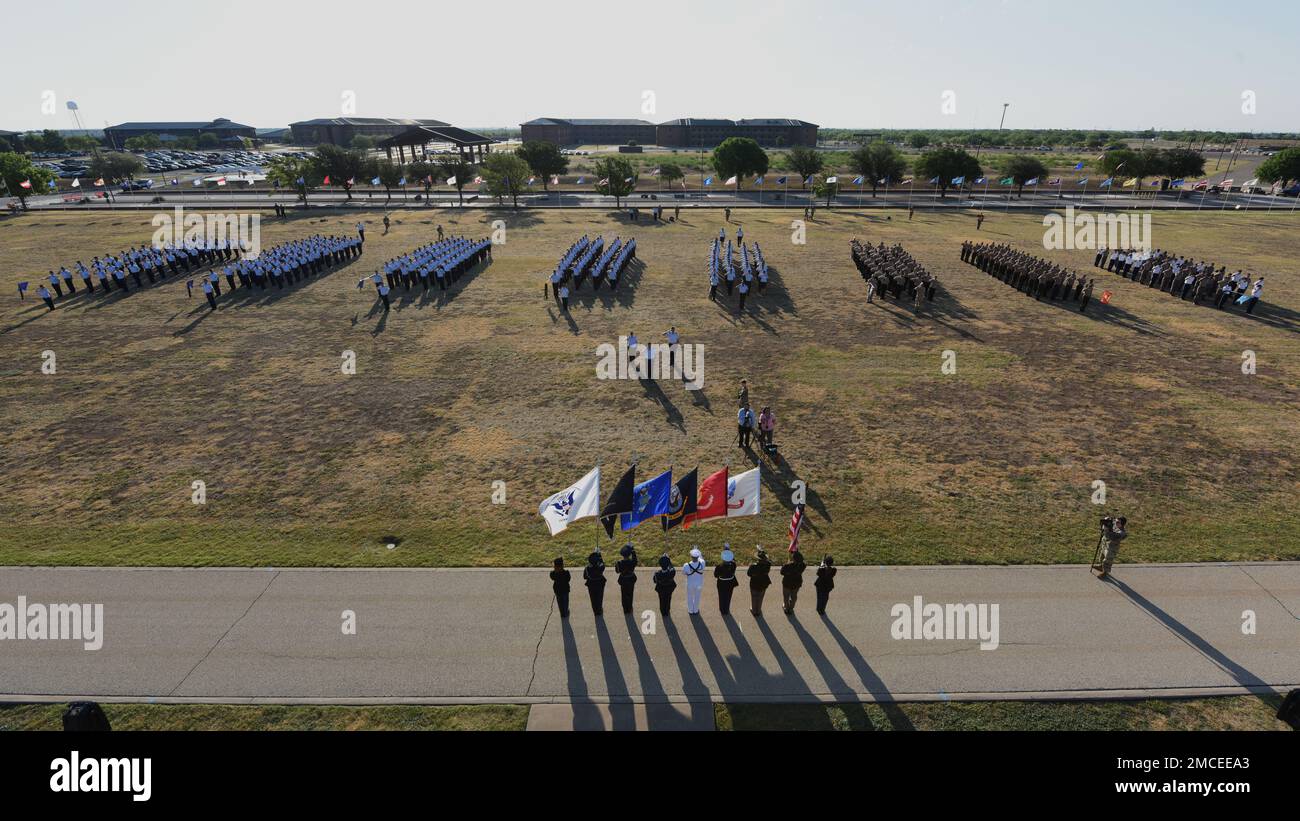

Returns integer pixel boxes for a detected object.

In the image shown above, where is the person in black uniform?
[747,547,772,616]
[615,544,638,614]
[550,557,571,619]
[814,555,837,614]
[780,551,807,615]
[714,546,739,616]
[583,551,606,616]
[652,554,676,615]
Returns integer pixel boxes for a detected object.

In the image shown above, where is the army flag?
[620,470,672,532]
[600,465,635,538]
[538,466,601,536]
[685,467,727,529]
[726,467,761,518]
[662,468,698,532]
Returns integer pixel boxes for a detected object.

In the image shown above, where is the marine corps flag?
[662,468,698,532]
[600,465,635,538]
[685,467,727,529]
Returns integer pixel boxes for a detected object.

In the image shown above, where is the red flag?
[323,175,331,185]
[1101,290,1113,305]
[787,504,806,553]
[685,467,727,529]
[19,179,32,189]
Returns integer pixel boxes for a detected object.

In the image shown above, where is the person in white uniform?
[682,547,707,615]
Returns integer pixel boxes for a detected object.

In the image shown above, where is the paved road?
[1,564,1296,705]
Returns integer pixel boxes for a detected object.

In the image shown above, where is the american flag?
[787,504,806,553]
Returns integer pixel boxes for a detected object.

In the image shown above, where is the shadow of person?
[663,614,713,703]
[750,617,835,730]
[560,610,604,730]
[688,613,739,698]
[593,617,635,730]
[821,615,916,730]
[639,377,685,432]
[786,616,880,730]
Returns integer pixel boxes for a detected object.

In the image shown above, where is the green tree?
[907,132,930,150]
[658,162,685,189]
[515,141,567,191]
[438,158,475,205]
[812,178,839,207]
[1257,147,1300,188]
[711,137,769,183]
[913,147,981,199]
[785,146,823,189]
[1002,155,1048,197]
[124,133,162,151]
[1159,148,1205,184]
[88,151,144,184]
[849,140,908,197]
[174,136,198,150]
[266,155,320,203]
[0,152,55,209]
[1099,148,1137,186]
[33,129,67,152]
[66,135,101,153]
[592,156,637,208]
[350,135,375,151]
[407,160,437,198]
[374,159,404,203]
[197,132,220,149]
[482,152,531,208]
[313,144,369,199]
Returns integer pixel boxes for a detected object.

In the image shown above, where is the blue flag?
[1100,177,1113,187]
[928,176,940,184]
[754,175,764,185]
[776,176,787,185]
[398,176,407,186]
[951,176,965,185]
[852,176,864,185]
[1074,161,1085,170]
[974,177,987,184]
[703,176,713,186]
[803,176,813,185]
[371,177,381,186]
[1078,177,1089,185]
[47,179,57,189]
[620,469,672,531]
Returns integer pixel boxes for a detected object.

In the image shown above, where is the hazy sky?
[5,0,1297,132]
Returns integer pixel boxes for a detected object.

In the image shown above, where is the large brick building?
[520,118,657,146]
[289,117,457,147]
[655,118,818,148]
[104,117,256,149]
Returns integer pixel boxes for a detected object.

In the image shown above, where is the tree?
[374,159,404,203]
[849,140,908,197]
[313,144,369,199]
[174,137,198,150]
[266,155,320,203]
[659,162,685,189]
[0,152,55,209]
[1257,147,1300,188]
[913,147,981,199]
[515,141,567,191]
[124,133,162,151]
[350,135,375,151]
[438,158,474,205]
[1159,148,1205,183]
[407,160,437,198]
[88,151,144,184]
[812,178,839,207]
[785,146,823,189]
[711,137,769,183]
[482,152,531,208]
[1099,148,1137,185]
[66,135,101,153]
[592,156,637,208]
[33,129,67,152]
[1002,155,1048,197]
[197,132,220,149]
[908,132,931,150]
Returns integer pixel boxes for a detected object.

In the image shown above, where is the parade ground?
[1,208,1297,569]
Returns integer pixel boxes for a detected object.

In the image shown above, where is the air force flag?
[620,469,672,532]
[538,466,601,536]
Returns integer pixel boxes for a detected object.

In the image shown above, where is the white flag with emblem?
[725,467,760,518]
[538,466,601,536]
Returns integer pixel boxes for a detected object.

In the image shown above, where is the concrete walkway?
[1,564,1296,711]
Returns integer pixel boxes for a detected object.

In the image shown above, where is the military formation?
[546,234,638,311]
[1095,247,1266,315]
[851,239,939,311]
[708,226,769,314]
[364,234,492,311]
[191,233,362,311]
[962,241,1096,313]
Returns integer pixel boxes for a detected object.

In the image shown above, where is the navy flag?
[600,464,635,538]
[662,468,698,532]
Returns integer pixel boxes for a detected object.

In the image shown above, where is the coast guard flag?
[726,467,761,518]
[620,469,672,532]
[538,466,601,536]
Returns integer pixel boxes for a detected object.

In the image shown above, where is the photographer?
[1097,516,1127,578]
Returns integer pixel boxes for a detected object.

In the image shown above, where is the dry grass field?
[1,206,1297,567]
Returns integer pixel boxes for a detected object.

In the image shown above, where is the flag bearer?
[682,547,707,616]
[653,555,676,615]
[615,544,638,614]
[583,551,607,616]
[550,557,571,619]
